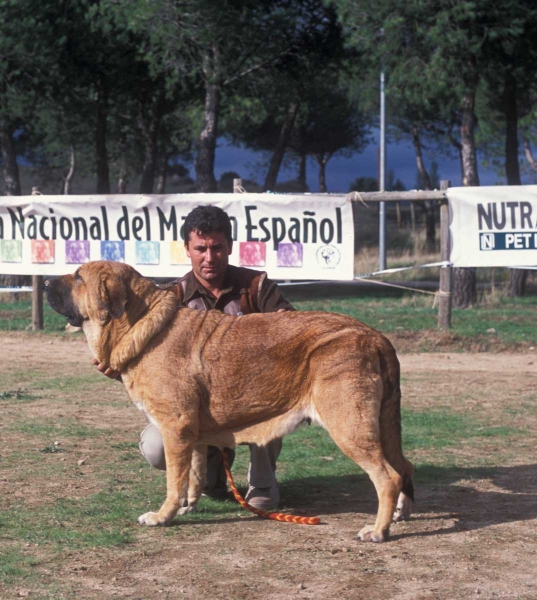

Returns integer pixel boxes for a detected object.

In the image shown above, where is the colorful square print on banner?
[31,240,55,264]
[0,240,23,263]
[65,240,90,264]
[100,241,125,262]
[276,243,303,268]
[170,241,190,265]
[239,242,266,267]
[135,241,160,265]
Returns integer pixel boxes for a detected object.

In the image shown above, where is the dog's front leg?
[138,424,195,527]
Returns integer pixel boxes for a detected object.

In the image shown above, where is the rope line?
[222,450,321,526]
[353,277,438,296]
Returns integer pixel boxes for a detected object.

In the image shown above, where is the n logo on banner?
[480,233,495,251]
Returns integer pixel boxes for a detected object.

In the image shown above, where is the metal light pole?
[378,68,387,271]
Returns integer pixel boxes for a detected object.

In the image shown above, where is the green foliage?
[401,409,521,451]
[0,389,34,402]
[287,289,537,346]
[0,300,71,331]
[2,0,537,196]
[349,176,378,192]
[0,548,38,584]
[3,289,537,345]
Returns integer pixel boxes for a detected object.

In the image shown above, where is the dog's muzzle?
[45,277,84,327]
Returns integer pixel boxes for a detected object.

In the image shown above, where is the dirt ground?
[1,332,537,600]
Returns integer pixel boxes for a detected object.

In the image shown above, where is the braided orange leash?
[222,449,321,525]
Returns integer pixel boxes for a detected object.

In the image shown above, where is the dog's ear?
[98,272,128,320]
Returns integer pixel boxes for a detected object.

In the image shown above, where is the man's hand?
[91,358,121,380]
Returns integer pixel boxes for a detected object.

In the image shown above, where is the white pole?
[379,68,387,271]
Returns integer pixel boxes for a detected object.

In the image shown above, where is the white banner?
[448,185,537,267]
[0,194,354,280]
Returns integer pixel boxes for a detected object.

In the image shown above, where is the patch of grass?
[0,300,69,332]
[0,383,526,565]
[35,374,108,392]
[0,493,135,550]
[39,445,65,454]
[228,408,523,495]
[401,409,521,451]
[3,286,537,346]
[8,417,108,439]
[0,548,38,583]
[288,290,537,345]
[110,442,139,450]
[0,389,35,403]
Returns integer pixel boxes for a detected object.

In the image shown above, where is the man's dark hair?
[183,205,232,245]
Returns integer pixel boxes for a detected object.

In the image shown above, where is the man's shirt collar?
[181,267,236,305]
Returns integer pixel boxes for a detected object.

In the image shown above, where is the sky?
[213,132,510,194]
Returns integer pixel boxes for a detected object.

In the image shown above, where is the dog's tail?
[378,343,414,502]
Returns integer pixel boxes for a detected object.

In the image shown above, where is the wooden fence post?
[30,186,44,330]
[233,178,243,194]
[32,275,44,330]
[437,180,452,329]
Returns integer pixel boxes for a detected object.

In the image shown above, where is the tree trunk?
[318,159,327,193]
[453,267,477,308]
[156,152,168,194]
[0,123,26,287]
[63,145,76,195]
[411,125,436,251]
[502,72,528,296]
[411,125,432,189]
[460,90,480,187]
[95,77,110,194]
[395,202,402,231]
[297,152,307,192]
[263,101,299,191]
[0,124,21,196]
[453,87,479,308]
[409,202,416,231]
[196,45,221,193]
[522,137,537,181]
[448,116,464,178]
[507,269,528,297]
[118,160,128,193]
[503,72,521,186]
[139,94,164,195]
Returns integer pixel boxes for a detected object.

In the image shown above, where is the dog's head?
[45,261,134,327]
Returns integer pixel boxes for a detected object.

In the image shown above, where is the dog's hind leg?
[331,436,402,543]
[178,445,207,516]
[376,363,415,523]
[138,420,196,527]
[312,360,404,542]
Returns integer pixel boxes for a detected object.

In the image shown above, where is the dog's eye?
[75,272,83,281]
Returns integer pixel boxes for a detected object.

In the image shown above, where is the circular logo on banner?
[316,245,340,268]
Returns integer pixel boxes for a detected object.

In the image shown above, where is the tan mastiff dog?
[45,260,414,542]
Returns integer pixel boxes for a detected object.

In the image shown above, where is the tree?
[224,8,362,192]
[292,83,369,192]
[349,177,378,192]
[0,0,59,196]
[479,1,537,297]
[134,0,342,192]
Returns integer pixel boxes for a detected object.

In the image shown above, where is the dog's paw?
[178,503,197,516]
[357,525,388,543]
[138,511,168,526]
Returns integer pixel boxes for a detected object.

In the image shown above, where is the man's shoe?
[202,484,229,501]
[245,483,280,510]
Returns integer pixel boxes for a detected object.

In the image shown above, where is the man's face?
[185,230,232,287]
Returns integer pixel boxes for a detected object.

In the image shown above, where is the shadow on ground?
[272,463,537,537]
